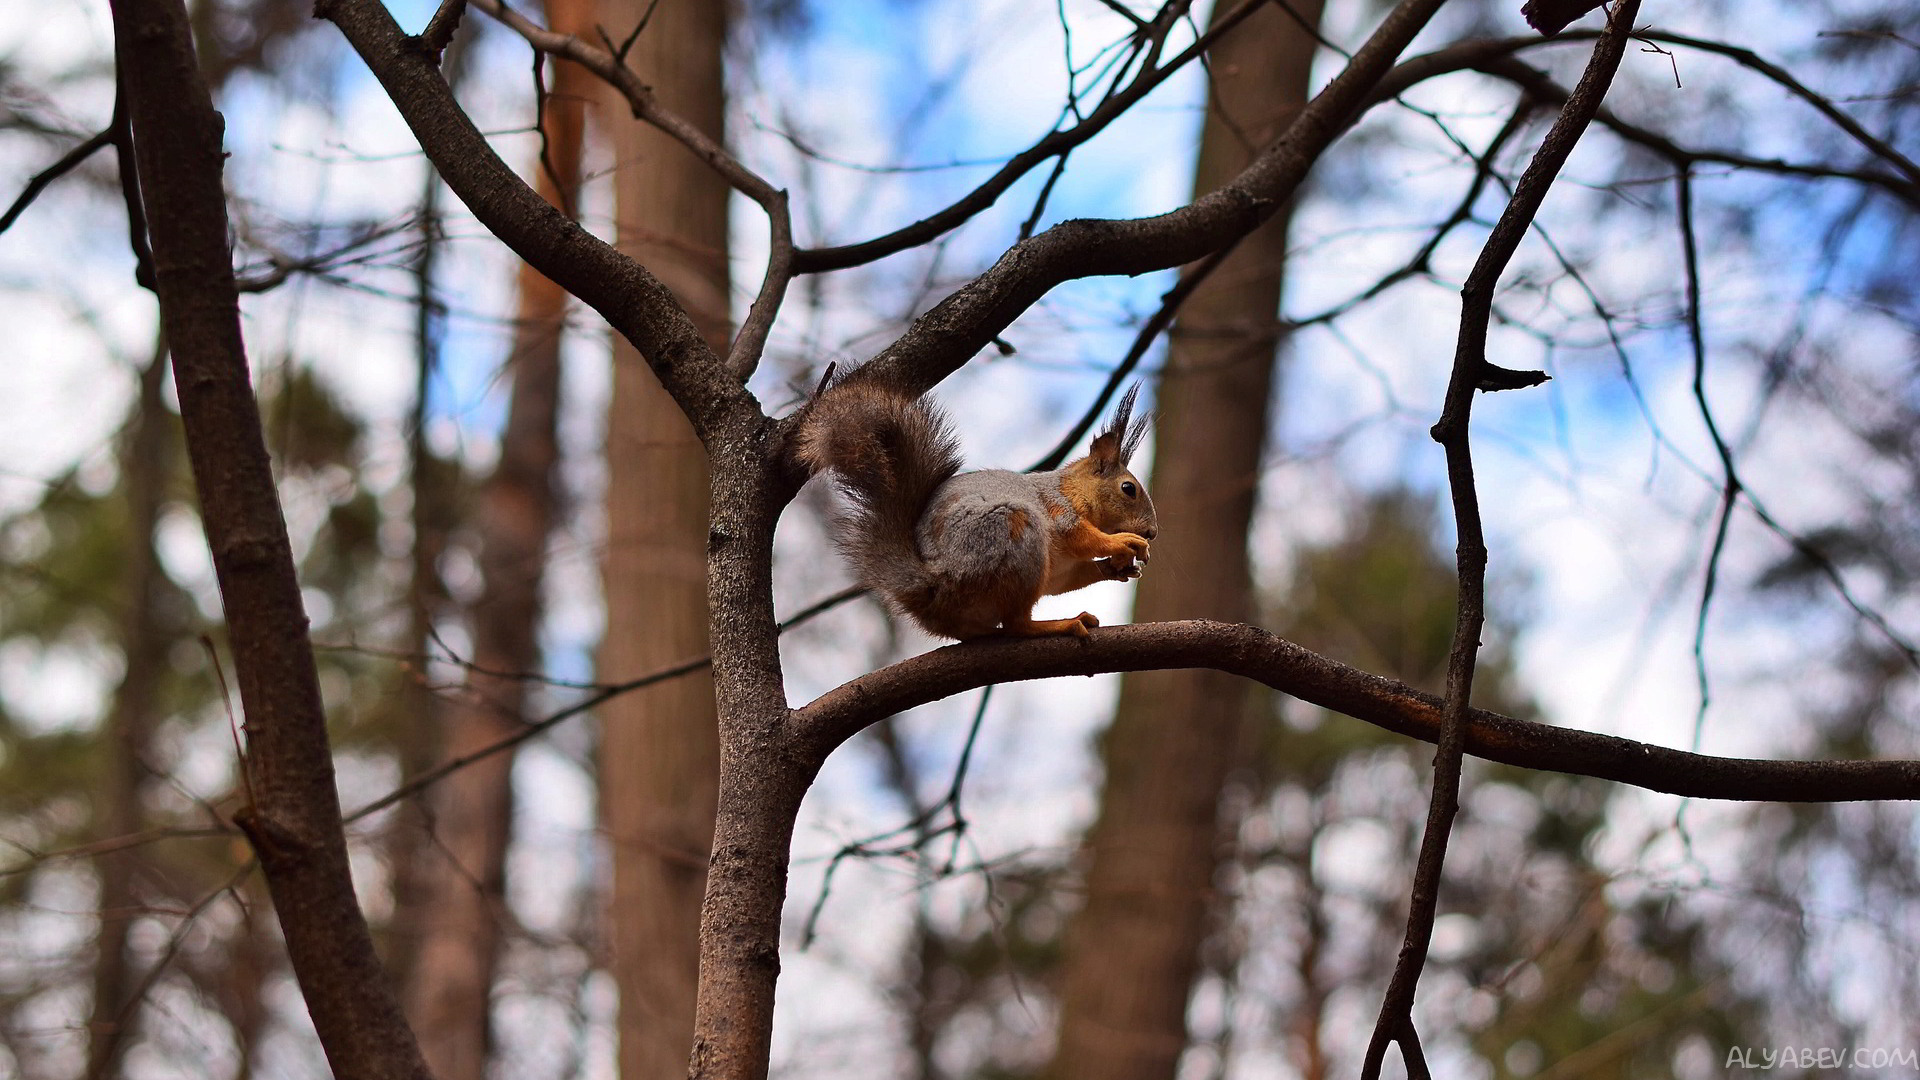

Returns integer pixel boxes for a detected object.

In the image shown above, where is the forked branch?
[466,0,793,377]
[319,0,755,442]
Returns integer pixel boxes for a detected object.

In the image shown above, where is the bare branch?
[791,0,1264,273]
[343,584,864,824]
[788,620,1920,803]
[1373,33,1920,201]
[319,0,751,443]
[109,0,431,1073]
[1365,4,1641,1072]
[1476,55,1920,208]
[107,69,154,290]
[418,0,468,61]
[855,0,1451,400]
[1676,166,1740,752]
[465,0,793,377]
[0,127,114,234]
[1029,241,1237,471]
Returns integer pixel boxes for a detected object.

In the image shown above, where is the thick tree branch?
[1476,56,1920,208]
[788,620,1920,803]
[318,0,758,443]
[108,0,430,1076]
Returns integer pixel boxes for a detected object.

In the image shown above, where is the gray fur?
[796,384,964,607]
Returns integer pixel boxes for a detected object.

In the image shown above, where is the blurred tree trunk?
[85,340,173,1080]
[382,82,457,1003]
[593,0,729,1075]
[398,4,589,1078]
[1047,4,1323,1078]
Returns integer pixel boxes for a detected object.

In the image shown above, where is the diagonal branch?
[789,0,1257,273]
[854,0,1451,400]
[787,620,1920,803]
[465,0,793,378]
[0,127,115,235]
[318,0,755,443]
[1373,32,1920,200]
[1475,55,1920,207]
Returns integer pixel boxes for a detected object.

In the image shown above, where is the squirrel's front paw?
[1115,533,1152,563]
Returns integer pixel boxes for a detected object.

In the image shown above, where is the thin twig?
[343,584,866,823]
[107,65,154,290]
[792,0,1260,273]
[799,686,995,946]
[1675,167,1739,752]
[0,127,115,234]
[1030,241,1238,471]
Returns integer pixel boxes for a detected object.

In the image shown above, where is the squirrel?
[797,378,1157,640]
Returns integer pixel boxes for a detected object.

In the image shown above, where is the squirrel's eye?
[1121,481,1138,498]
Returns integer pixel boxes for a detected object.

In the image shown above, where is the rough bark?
[399,3,588,1074]
[108,0,429,1076]
[1048,4,1321,1077]
[594,0,730,1075]
[86,342,173,1080]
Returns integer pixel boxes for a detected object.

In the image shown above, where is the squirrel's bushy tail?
[797,382,962,599]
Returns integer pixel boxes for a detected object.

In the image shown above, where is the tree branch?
[318,0,756,444]
[855,0,1451,399]
[465,0,793,378]
[1366,6,1640,1072]
[788,0,1260,273]
[0,127,114,235]
[787,620,1920,803]
[1369,33,1920,205]
[108,0,431,1075]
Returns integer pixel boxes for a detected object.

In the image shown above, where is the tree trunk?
[593,0,730,1075]
[399,4,588,1075]
[110,0,431,1074]
[86,340,174,1080]
[1047,4,1323,1078]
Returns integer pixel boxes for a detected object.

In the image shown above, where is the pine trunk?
[86,342,173,1080]
[594,0,730,1075]
[1047,4,1323,1078]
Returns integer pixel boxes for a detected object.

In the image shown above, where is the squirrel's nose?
[1140,527,1157,541]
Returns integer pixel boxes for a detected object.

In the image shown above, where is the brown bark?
[594,0,730,1075]
[108,0,429,1076]
[791,619,1920,804]
[1047,5,1321,1078]
[86,341,174,1080]
[399,3,589,1075]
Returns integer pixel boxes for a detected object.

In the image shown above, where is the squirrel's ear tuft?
[1089,383,1149,470]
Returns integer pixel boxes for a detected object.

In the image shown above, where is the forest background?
[1,0,1918,1077]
